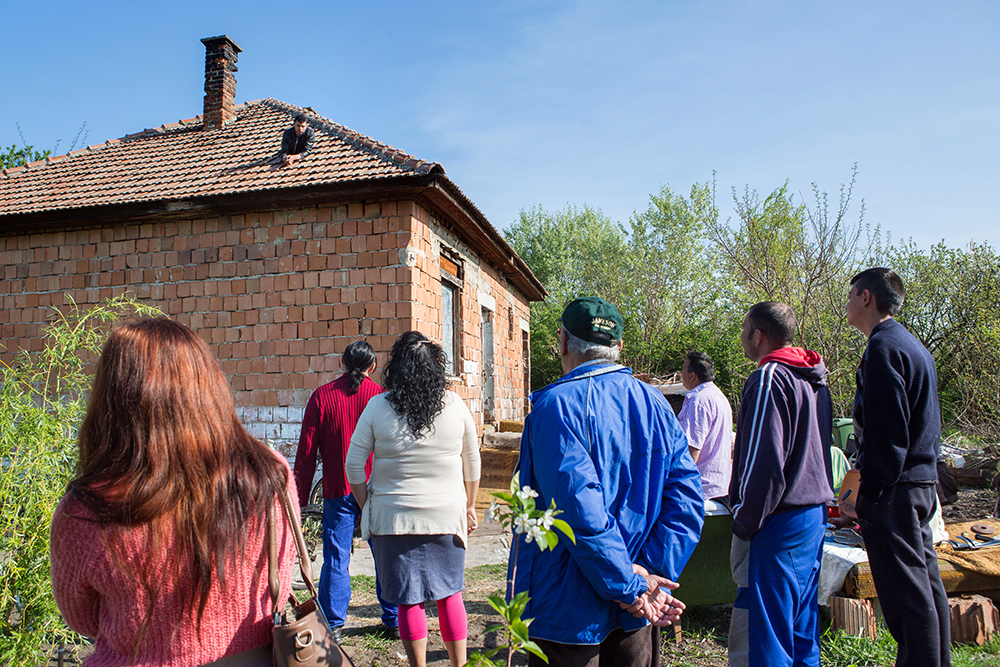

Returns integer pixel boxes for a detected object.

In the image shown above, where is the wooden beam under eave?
[419,179,546,302]
[0,176,438,233]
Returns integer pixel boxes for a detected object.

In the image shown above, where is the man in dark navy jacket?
[839,268,951,667]
[729,301,833,667]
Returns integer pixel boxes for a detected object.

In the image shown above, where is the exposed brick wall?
[399,203,531,432]
[1,197,531,452]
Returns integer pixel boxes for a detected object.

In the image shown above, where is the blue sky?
[3,1,997,250]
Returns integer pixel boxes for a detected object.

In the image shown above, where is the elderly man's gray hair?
[564,327,620,363]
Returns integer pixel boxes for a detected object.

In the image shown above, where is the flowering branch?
[467,481,575,666]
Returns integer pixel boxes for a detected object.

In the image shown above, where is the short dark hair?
[293,113,307,123]
[850,267,905,316]
[685,350,716,383]
[746,301,796,346]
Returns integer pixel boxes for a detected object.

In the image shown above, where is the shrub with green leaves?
[0,295,160,665]
[468,481,575,667]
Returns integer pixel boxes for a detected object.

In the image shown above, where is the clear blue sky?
[4,1,997,250]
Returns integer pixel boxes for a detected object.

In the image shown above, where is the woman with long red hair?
[50,318,297,666]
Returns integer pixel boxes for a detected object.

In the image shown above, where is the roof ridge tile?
[0,97,444,203]
[258,98,444,176]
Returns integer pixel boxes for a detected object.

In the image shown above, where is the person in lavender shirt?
[677,350,733,503]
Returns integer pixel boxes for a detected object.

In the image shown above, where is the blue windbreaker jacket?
[508,363,704,644]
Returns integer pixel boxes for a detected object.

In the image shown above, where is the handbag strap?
[270,484,319,614]
[267,505,280,609]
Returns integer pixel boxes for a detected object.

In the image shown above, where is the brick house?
[0,36,545,450]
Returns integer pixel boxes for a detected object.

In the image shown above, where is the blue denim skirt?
[371,534,466,605]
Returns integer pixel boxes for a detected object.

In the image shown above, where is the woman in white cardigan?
[346,331,481,667]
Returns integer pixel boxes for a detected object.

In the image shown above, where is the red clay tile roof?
[0,98,445,217]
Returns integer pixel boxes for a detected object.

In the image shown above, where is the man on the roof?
[279,113,315,166]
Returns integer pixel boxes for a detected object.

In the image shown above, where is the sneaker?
[381,624,400,640]
[331,626,344,643]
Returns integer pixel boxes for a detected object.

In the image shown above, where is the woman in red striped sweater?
[49,318,298,666]
[293,340,399,636]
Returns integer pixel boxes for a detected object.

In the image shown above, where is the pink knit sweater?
[50,462,298,667]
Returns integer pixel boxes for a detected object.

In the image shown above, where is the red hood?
[760,347,823,368]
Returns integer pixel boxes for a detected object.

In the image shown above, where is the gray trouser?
[729,535,750,667]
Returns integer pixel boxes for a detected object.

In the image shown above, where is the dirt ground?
[339,566,735,667]
[338,565,734,667]
[941,484,998,523]
[335,484,1000,667]
[46,485,1000,666]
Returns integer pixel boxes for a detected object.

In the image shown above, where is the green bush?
[0,295,159,666]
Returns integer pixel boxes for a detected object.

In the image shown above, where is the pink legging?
[397,592,467,641]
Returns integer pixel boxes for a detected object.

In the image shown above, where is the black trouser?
[529,625,659,667]
[857,483,951,667]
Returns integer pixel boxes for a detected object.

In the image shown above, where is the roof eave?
[0,174,547,302]
[0,175,436,233]
[417,176,547,302]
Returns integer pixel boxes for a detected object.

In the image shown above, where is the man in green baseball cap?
[508,296,704,666]
[556,296,624,374]
[560,296,624,347]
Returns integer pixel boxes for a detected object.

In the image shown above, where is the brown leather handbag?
[204,487,355,667]
[271,487,356,666]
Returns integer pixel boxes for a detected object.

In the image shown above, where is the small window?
[442,281,459,375]
[440,246,463,377]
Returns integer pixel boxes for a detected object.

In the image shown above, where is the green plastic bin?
[673,509,737,607]
[832,417,854,451]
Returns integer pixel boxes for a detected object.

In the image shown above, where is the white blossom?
[540,509,555,530]
[515,485,539,502]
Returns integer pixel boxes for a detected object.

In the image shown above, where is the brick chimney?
[201,35,242,131]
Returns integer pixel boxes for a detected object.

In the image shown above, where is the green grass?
[350,574,377,596]
[821,626,898,667]
[821,624,1000,667]
[953,632,1000,666]
[341,624,398,652]
[466,562,507,582]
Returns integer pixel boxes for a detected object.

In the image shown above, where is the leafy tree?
[1,122,88,170]
[506,204,627,388]
[602,183,720,374]
[0,295,160,665]
[0,143,50,170]
[892,241,1000,440]
[509,169,998,442]
[705,167,871,413]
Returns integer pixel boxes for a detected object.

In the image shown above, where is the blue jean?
[731,504,825,667]
[319,495,398,629]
